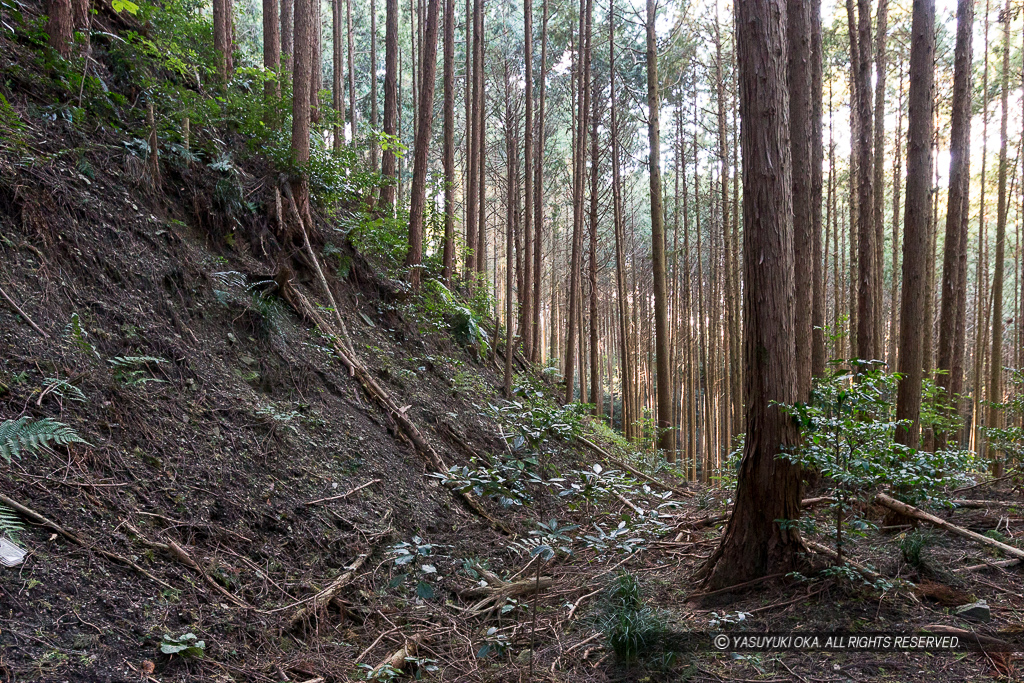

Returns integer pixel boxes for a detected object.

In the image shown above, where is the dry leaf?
[141,660,155,675]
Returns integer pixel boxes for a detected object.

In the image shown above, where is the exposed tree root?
[802,539,881,582]
[369,633,432,678]
[288,551,373,629]
[456,569,553,618]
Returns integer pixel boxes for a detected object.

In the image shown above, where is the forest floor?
[3,13,1024,683]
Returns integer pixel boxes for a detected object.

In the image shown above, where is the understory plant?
[781,363,975,565]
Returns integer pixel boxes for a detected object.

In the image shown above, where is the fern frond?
[42,377,88,403]
[0,417,89,463]
[0,503,23,538]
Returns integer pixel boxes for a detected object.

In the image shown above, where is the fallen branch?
[369,633,431,678]
[0,285,49,338]
[305,479,381,505]
[288,552,372,629]
[875,493,1024,562]
[0,492,173,590]
[957,558,1021,572]
[803,539,880,582]
[948,499,1022,509]
[122,521,250,608]
[578,436,693,499]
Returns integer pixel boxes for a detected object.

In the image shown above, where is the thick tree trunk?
[788,0,812,398]
[895,0,935,447]
[936,0,973,446]
[645,0,672,454]
[380,0,399,209]
[704,0,802,589]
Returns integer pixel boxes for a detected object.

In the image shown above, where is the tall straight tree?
[645,0,671,454]
[347,0,356,144]
[811,0,826,376]
[405,0,441,289]
[521,0,535,360]
[588,81,603,418]
[213,0,233,81]
[531,0,549,362]
[788,0,812,397]
[281,0,293,73]
[332,0,346,152]
[895,0,936,447]
[290,0,314,224]
[936,0,973,443]
[370,0,379,169]
[988,0,1013,474]
[441,0,455,282]
[564,0,591,403]
[380,0,399,209]
[871,0,887,355]
[704,0,802,589]
[263,0,281,100]
[855,0,875,362]
[609,0,634,441]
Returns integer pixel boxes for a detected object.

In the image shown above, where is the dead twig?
[288,551,373,629]
[0,285,49,338]
[0,492,172,590]
[305,479,381,505]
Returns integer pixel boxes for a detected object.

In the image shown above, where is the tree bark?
[281,0,293,74]
[347,0,357,144]
[895,0,935,447]
[872,0,888,358]
[213,0,231,81]
[588,78,603,418]
[704,0,802,589]
[333,0,345,152]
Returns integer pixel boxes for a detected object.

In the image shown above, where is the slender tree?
[522,0,535,360]
[531,0,549,362]
[936,0,973,444]
[988,0,1013,474]
[788,0,812,397]
[264,0,281,100]
[213,0,232,81]
[645,0,672,454]
[704,0,802,589]
[347,0,357,144]
[441,0,455,283]
[871,0,887,356]
[290,0,314,225]
[380,0,399,209]
[333,0,345,152]
[281,0,293,73]
[895,0,936,447]
[811,0,826,377]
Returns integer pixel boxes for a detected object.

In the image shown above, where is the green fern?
[0,417,89,463]
[42,377,88,403]
[0,503,24,539]
[107,356,167,368]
